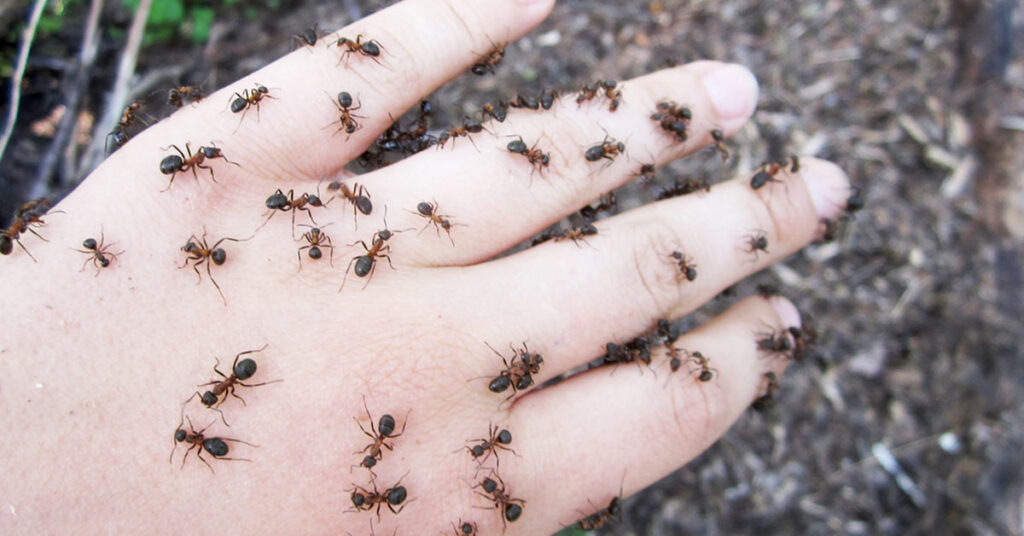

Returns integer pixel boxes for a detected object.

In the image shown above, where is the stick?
[0,0,47,166]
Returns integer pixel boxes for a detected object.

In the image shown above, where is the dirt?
[1,0,1022,534]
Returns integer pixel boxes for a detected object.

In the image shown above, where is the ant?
[452,521,477,535]
[167,85,203,107]
[73,233,122,274]
[602,337,653,371]
[598,80,622,111]
[329,91,364,138]
[106,100,146,150]
[464,423,516,468]
[750,159,792,191]
[187,345,281,425]
[752,371,779,411]
[756,325,793,359]
[349,474,410,519]
[507,136,551,176]
[539,88,559,110]
[506,93,540,111]
[179,229,248,305]
[575,82,601,106]
[656,177,711,200]
[636,162,656,184]
[159,142,237,190]
[296,224,334,268]
[668,251,697,282]
[327,180,373,226]
[742,231,770,262]
[577,486,624,530]
[481,102,507,123]
[335,34,385,65]
[2,198,55,261]
[258,187,330,235]
[471,40,506,75]
[170,413,255,472]
[412,200,463,246]
[354,397,408,472]
[578,192,616,221]
[687,350,716,382]
[291,24,319,49]
[474,473,525,527]
[438,120,484,149]
[788,324,815,363]
[340,209,407,291]
[584,134,626,165]
[554,223,598,247]
[846,187,864,213]
[710,129,730,160]
[230,83,275,124]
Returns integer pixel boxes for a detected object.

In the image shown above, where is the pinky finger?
[501,295,799,534]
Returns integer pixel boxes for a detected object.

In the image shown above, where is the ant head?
[183,241,198,253]
[233,358,257,380]
[211,248,227,265]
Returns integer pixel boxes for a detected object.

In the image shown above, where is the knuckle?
[624,220,696,317]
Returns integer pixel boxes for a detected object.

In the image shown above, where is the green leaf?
[189,7,214,45]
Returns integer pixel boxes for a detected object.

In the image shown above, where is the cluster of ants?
[0,23,870,536]
[170,346,281,472]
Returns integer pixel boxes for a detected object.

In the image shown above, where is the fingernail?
[767,296,801,329]
[702,63,759,126]
[798,159,852,219]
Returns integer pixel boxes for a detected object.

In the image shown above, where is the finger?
[352,60,758,267]
[490,296,798,534]
[446,157,848,386]
[109,0,555,195]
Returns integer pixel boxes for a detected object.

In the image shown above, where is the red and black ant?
[656,177,711,200]
[438,120,485,149]
[327,180,373,227]
[158,142,237,190]
[73,233,122,274]
[329,91,364,139]
[576,481,624,530]
[1,198,55,261]
[340,209,408,291]
[788,324,816,363]
[506,93,540,111]
[179,230,249,305]
[602,337,653,372]
[687,350,716,382]
[750,159,793,190]
[291,24,319,49]
[578,192,616,221]
[668,250,697,282]
[584,134,626,165]
[171,413,255,472]
[186,345,281,425]
[106,100,146,150]
[710,129,730,161]
[353,397,408,472]
[554,223,598,247]
[636,162,656,185]
[752,371,779,411]
[474,473,525,527]
[258,187,330,235]
[296,224,334,268]
[756,324,793,359]
[471,40,506,75]
[412,200,463,246]
[230,83,275,124]
[507,136,551,176]
[464,423,516,468]
[167,85,204,107]
[598,80,622,111]
[348,474,410,519]
[575,82,602,106]
[481,102,507,123]
[539,88,559,110]
[742,231,770,262]
[335,34,385,65]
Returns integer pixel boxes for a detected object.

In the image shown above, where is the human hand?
[0,0,851,534]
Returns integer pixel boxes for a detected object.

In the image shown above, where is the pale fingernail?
[702,63,759,129]
[798,159,852,219]
[767,296,801,329]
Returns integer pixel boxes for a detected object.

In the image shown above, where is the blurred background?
[1,0,1022,534]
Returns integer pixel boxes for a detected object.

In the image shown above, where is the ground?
[1,0,1022,534]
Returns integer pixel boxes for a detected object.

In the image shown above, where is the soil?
[1,0,1022,534]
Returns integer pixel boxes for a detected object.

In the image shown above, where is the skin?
[0,0,851,534]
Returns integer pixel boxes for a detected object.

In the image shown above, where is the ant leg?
[338,256,359,292]
[206,261,227,305]
[198,163,215,183]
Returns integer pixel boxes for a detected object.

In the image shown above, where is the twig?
[30,0,105,199]
[0,0,47,166]
[78,0,153,179]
